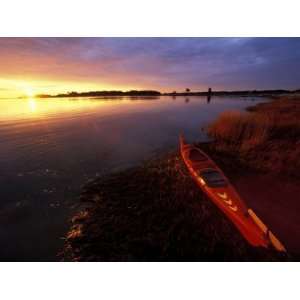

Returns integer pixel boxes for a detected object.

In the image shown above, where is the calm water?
[0,95,266,261]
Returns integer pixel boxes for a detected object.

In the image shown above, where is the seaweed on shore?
[62,151,287,262]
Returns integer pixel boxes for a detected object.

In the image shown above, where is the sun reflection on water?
[0,97,156,122]
[28,98,37,113]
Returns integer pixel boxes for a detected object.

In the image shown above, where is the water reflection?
[93,95,159,101]
[207,87,212,104]
[28,98,37,113]
[0,97,162,124]
[0,95,266,261]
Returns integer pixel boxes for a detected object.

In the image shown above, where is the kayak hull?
[179,135,286,252]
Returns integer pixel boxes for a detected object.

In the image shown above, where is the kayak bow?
[179,134,286,252]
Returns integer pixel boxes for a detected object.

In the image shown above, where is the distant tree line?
[165,89,300,96]
[37,90,161,98]
[36,88,300,99]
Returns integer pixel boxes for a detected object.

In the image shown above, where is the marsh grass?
[208,97,300,177]
[208,111,272,151]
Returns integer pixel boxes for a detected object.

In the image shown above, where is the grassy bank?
[208,96,300,178]
[62,96,299,261]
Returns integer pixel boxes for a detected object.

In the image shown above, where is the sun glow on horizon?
[0,77,145,99]
[24,87,36,98]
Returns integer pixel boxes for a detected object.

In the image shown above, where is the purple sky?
[0,37,300,96]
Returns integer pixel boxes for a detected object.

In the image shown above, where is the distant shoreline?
[32,89,300,99]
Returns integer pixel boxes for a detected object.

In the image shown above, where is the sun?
[24,87,36,98]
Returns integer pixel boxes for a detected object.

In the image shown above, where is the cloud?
[0,37,299,92]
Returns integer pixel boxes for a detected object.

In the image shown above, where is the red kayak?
[180,135,286,252]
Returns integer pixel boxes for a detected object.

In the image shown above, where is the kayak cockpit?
[188,148,208,162]
[199,169,228,188]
